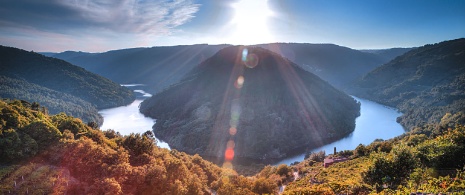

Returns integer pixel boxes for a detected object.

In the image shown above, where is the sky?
[0,0,464,52]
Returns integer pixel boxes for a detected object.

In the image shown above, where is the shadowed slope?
[140,46,360,162]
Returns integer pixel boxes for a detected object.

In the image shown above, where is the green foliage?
[352,38,465,130]
[354,144,368,157]
[305,150,326,162]
[21,120,62,149]
[0,45,135,125]
[252,177,278,194]
[0,76,103,124]
[0,99,265,194]
[276,164,291,177]
[0,100,63,163]
[282,113,465,194]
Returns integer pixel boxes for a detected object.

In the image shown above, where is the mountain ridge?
[48,43,408,94]
[140,45,360,162]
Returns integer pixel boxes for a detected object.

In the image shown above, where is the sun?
[229,0,274,45]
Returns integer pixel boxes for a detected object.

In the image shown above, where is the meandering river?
[98,85,170,149]
[99,85,405,164]
[274,96,405,165]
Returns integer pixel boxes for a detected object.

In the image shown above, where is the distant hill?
[49,44,229,93]
[50,43,399,93]
[0,76,102,123]
[351,38,465,130]
[0,45,135,124]
[37,52,57,57]
[140,46,360,162]
[256,43,391,89]
[360,47,413,62]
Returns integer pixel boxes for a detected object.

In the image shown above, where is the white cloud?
[0,0,200,52]
[59,0,200,35]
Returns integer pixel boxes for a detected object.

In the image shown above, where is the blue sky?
[0,0,464,52]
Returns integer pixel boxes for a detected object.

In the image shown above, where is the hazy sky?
[0,0,464,52]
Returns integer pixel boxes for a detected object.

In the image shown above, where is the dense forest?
[140,46,360,162]
[0,76,101,124]
[0,99,280,194]
[351,38,465,130]
[0,45,135,124]
[2,100,464,194]
[281,113,465,194]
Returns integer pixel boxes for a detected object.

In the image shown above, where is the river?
[98,85,170,149]
[274,96,405,165]
[99,86,405,164]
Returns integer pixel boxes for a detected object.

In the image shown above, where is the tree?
[354,144,368,157]
[252,177,277,195]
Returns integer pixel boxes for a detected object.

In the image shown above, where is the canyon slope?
[351,38,465,129]
[0,45,134,124]
[140,46,360,161]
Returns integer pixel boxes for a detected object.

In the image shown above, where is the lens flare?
[242,48,248,62]
[225,148,235,161]
[222,161,233,169]
[227,140,235,149]
[235,75,244,89]
[229,127,237,135]
[244,53,259,68]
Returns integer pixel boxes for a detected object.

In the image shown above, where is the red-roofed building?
[323,157,349,168]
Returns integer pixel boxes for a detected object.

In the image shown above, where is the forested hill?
[0,45,134,124]
[2,97,464,194]
[49,44,229,93]
[351,38,465,130]
[140,46,360,162]
[255,43,394,89]
[0,99,279,194]
[49,43,404,94]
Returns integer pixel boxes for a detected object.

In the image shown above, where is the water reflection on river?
[274,96,405,165]
[99,87,405,164]
[98,85,170,149]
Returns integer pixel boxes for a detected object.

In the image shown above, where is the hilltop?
[48,43,407,94]
[256,43,398,89]
[140,46,360,162]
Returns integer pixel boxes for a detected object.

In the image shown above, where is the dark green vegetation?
[47,44,229,93]
[0,99,280,194]
[2,101,464,194]
[140,46,360,161]
[351,38,465,130]
[0,45,134,124]
[257,43,406,89]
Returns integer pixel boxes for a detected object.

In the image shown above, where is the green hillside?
[351,38,465,130]
[0,45,135,124]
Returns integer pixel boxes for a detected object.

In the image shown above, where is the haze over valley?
[1,0,464,194]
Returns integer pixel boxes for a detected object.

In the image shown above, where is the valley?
[1,38,464,194]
